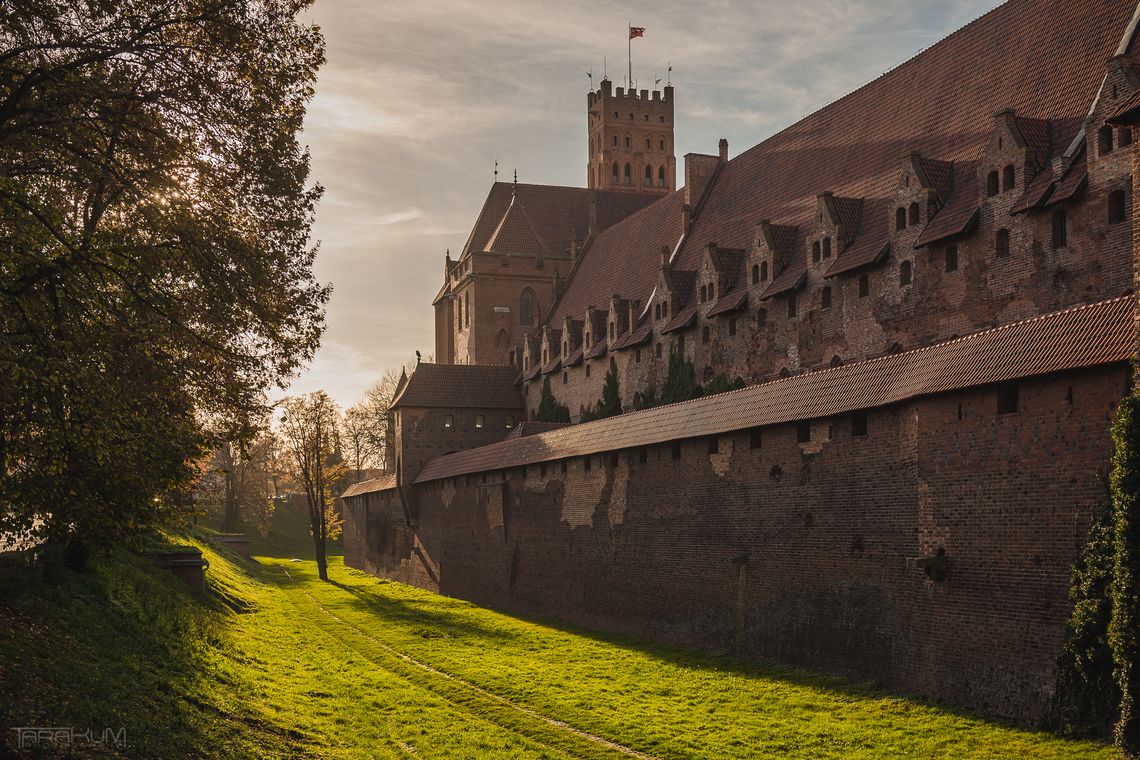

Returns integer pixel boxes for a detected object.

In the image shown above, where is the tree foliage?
[659,350,702,405]
[1110,392,1140,754]
[0,1,327,557]
[196,431,280,536]
[536,377,570,423]
[581,359,622,422]
[277,392,344,581]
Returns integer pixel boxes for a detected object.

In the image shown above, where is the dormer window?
[822,238,831,258]
[986,171,1000,197]
[751,264,760,284]
[700,284,707,302]
[654,303,661,320]
[908,202,920,226]
[542,349,547,364]
[896,207,907,230]
[812,241,821,262]
[760,262,768,281]
[1002,165,1015,191]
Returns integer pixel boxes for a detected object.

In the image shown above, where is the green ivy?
[1110,392,1140,754]
[660,350,701,405]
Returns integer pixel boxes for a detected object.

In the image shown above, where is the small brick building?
[345,0,1140,723]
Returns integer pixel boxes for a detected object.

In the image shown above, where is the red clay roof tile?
[417,296,1134,483]
[392,364,525,410]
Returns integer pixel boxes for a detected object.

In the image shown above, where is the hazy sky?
[291,0,1003,408]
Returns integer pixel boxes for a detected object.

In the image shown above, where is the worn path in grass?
[259,555,1114,760]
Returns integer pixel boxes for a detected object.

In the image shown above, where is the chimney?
[684,152,720,206]
[661,244,671,266]
[719,138,729,162]
[587,192,598,236]
[682,203,692,230]
[569,239,579,264]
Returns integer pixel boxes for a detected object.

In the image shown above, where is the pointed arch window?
[812,241,821,262]
[896,207,907,230]
[899,260,913,286]
[612,162,619,183]
[520,289,536,325]
[987,171,1000,197]
[658,166,666,186]
[751,264,760,284]
[624,134,631,149]
[821,286,832,310]
[624,163,632,185]
[645,165,653,185]
[908,202,920,226]
[1099,125,1114,156]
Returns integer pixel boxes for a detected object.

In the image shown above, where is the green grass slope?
[0,540,1118,759]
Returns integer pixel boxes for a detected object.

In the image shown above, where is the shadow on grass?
[0,547,304,758]
[304,560,1100,748]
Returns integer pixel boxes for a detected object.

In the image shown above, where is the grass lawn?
[0,533,1117,759]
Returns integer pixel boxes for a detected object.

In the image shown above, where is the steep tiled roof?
[1046,148,1090,206]
[913,167,980,247]
[549,190,687,324]
[391,364,524,410]
[544,0,1138,321]
[485,195,550,257]
[761,261,807,299]
[915,155,955,202]
[417,296,1134,483]
[341,474,397,499]
[707,286,748,317]
[461,183,661,260]
[660,305,698,334]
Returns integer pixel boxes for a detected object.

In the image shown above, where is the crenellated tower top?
[586,78,676,194]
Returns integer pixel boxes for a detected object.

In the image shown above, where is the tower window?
[700,284,707,302]
[822,238,831,258]
[563,371,568,384]
[654,303,661,320]
[658,166,666,186]
[1121,128,1134,148]
[1052,209,1067,249]
[995,228,1010,258]
[821,286,832,310]
[858,274,869,297]
[945,245,958,272]
[702,325,710,344]
[625,135,631,149]
[646,137,651,149]
[612,162,619,182]
[987,171,1000,197]
[760,261,768,281]
[645,164,653,185]
[624,163,632,185]
[1002,165,1015,191]
[659,139,665,150]
[812,241,821,262]
[1109,189,1127,224]
[908,202,920,226]
[752,264,760,284]
[899,260,913,286]
[1099,125,1114,156]
[896,207,907,230]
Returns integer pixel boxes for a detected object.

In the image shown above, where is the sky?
[290,0,1004,409]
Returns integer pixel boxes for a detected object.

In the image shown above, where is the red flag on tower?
[629,26,645,39]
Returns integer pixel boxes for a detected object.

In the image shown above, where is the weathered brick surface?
[345,364,1128,722]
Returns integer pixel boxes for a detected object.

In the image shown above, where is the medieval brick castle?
[344,0,1140,723]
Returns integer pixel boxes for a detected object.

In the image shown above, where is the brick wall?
[345,363,1129,723]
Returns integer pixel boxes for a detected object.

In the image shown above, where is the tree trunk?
[315,534,327,581]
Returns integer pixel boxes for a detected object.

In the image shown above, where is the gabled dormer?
[983,109,1051,202]
[561,317,583,357]
[1087,55,1140,182]
[697,243,745,310]
[892,151,953,237]
[807,192,863,268]
[750,219,797,288]
[607,295,631,343]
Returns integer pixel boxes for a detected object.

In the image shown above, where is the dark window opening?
[638,448,648,464]
[987,170,1000,197]
[760,261,768,281]
[1052,209,1067,249]
[655,342,663,358]
[796,421,811,443]
[750,428,762,449]
[563,371,568,384]
[945,245,958,272]
[899,260,913,286]
[908,202,920,226]
[852,412,868,437]
[1002,165,1015,191]
[1121,127,1133,148]
[585,364,591,378]
[1099,125,1114,156]
[707,437,719,454]
[1066,386,1074,405]
[812,241,821,262]
[1109,189,1127,224]
[787,293,797,318]
[995,228,1010,258]
[821,286,832,310]
[752,264,760,284]
[896,207,907,230]
[858,274,869,297]
[823,238,832,258]
[584,456,592,471]
[671,441,682,460]
[997,383,1019,415]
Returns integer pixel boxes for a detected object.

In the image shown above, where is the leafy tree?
[0,1,327,561]
[341,404,374,485]
[659,349,702,405]
[703,374,747,396]
[199,431,277,535]
[536,377,570,423]
[278,392,344,581]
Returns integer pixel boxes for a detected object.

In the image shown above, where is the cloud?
[292,0,1002,407]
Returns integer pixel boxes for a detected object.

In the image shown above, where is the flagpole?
[628,22,632,90]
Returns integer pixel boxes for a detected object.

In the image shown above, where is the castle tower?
[587,79,676,194]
